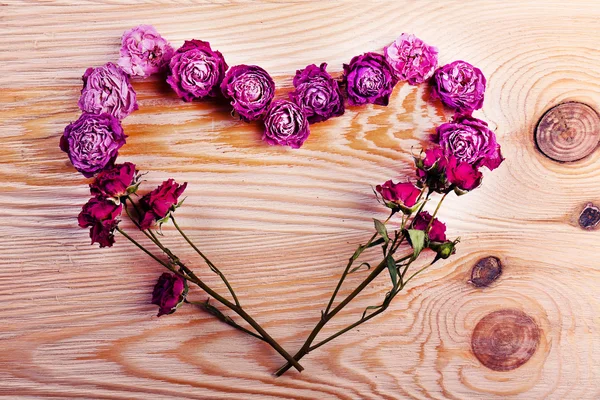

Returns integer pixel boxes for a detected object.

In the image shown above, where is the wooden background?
[2,1,600,399]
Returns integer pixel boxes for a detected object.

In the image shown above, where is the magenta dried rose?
[436,114,503,171]
[78,62,138,120]
[90,162,138,199]
[60,113,127,178]
[431,60,486,113]
[412,211,447,242]
[220,64,275,121]
[376,180,421,212]
[167,40,227,102]
[152,272,187,317]
[78,197,123,248]
[118,25,174,77]
[446,156,482,191]
[263,100,310,149]
[289,63,344,123]
[384,33,438,85]
[139,179,187,229]
[343,52,398,106]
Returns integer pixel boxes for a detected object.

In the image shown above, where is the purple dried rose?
[90,162,138,200]
[384,33,438,85]
[413,211,447,242]
[152,272,187,317]
[446,155,482,191]
[220,64,275,121]
[289,63,344,123]
[118,25,174,78]
[78,62,138,120]
[263,100,310,149]
[167,40,227,102]
[60,113,127,177]
[78,197,123,248]
[376,180,421,213]
[436,114,503,171]
[139,179,187,230]
[431,60,486,113]
[343,52,398,106]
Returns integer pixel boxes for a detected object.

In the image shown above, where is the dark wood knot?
[469,256,502,287]
[579,203,600,229]
[471,309,540,371]
[535,102,600,162]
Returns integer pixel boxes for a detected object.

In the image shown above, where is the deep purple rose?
[139,179,187,229]
[436,115,503,171]
[78,197,123,248]
[412,211,447,242]
[446,156,482,191]
[118,25,174,77]
[60,113,127,177]
[78,63,138,120]
[220,64,275,121]
[431,60,486,113]
[167,40,227,102]
[289,63,344,123]
[376,180,421,211]
[152,272,187,317]
[384,33,438,85]
[90,162,137,199]
[263,100,310,149]
[343,52,398,106]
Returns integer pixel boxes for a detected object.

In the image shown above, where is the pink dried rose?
[118,25,174,77]
[384,33,438,85]
[343,52,398,106]
[139,179,187,229]
[60,113,127,178]
[436,114,503,171]
[220,64,275,121]
[78,62,138,120]
[412,211,447,242]
[446,156,482,191]
[90,162,138,200]
[263,100,310,149]
[289,63,344,123]
[376,180,421,212]
[167,40,228,102]
[152,272,187,317]
[431,60,486,113]
[78,197,123,248]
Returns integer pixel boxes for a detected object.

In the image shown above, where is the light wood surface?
[2,1,600,399]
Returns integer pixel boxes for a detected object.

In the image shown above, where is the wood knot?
[535,102,600,162]
[469,256,502,287]
[471,309,540,371]
[579,203,600,229]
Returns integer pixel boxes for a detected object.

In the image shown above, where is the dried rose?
[263,100,310,149]
[167,40,227,102]
[436,115,503,171]
[384,33,438,85]
[343,52,398,106]
[412,211,447,242]
[118,25,174,77]
[60,113,127,178]
[90,162,138,200]
[152,272,187,317]
[289,63,344,123]
[139,179,187,229]
[220,64,275,121]
[376,180,421,213]
[78,197,123,248]
[431,60,486,113]
[78,62,138,120]
[446,156,482,191]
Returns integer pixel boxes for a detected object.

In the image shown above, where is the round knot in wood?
[469,256,502,287]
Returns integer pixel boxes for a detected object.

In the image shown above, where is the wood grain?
[2,1,600,399]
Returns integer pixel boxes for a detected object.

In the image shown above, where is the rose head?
[152,272,187,317]
[90,162,138,199]
[412,211,447,242]
[376,180,421,213]
[446,156,482,191]
[289,63,344,123]
[384,33,438,85]
[60,113,127,177]
[118,24,174,77]
[78,197,123,247]
[220,64,275,121]
[78,62,138,120]
[167,40,228,102]
[139,178,187,229]
[263,100,310,149]
[436,114,503,171]
[431,60,486,113]
[343,52,398,106]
